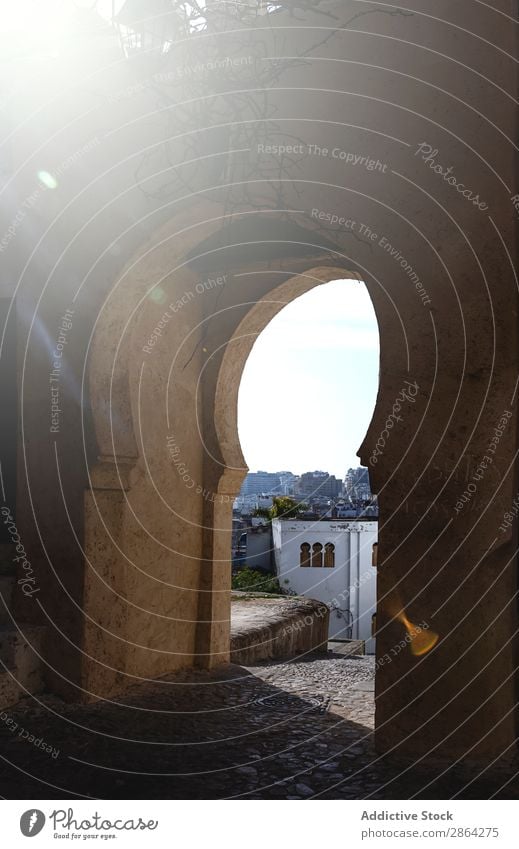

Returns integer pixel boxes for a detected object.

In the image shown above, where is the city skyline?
[240,466,364,478]
[237,279,380,479]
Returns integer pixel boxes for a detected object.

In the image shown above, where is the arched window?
[372,542,378,567]
[312,542,323,568]
[300,543,311,567]
[324,542,335,568]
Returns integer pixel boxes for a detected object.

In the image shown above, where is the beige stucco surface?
[1,1,516,760]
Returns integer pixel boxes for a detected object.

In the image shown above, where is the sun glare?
[1,0,114,58]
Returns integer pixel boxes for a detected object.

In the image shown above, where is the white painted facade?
[272,519,378,653]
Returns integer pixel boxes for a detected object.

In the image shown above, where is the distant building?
[234,493,274,514]
[233,525,274,574]
[344,466,373,501]
[278,471,298,495]
[296,470,342,499]
[272,518,377,653]
[240,471,283,496]
[239,470,299,497]
[333,500,360,519]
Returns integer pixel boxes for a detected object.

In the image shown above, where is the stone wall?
[0,0,517,761]
[230,596,330,666]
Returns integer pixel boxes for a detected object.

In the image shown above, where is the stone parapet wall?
[230,595,329,666]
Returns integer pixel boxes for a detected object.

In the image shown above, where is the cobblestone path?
[0,652,517,799]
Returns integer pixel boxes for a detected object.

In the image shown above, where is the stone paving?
[0,651,517,799]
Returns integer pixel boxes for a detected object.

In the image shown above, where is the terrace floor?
[1,651,517,799]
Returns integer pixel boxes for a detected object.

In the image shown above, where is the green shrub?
[232,568,281,595]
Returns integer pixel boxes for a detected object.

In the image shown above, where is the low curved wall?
[230,595,330,666]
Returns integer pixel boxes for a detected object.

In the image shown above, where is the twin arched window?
[300,542,335,568]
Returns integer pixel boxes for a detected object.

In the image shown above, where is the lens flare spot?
[37,171,58,189]
[398,610,439,657]
[149,287,166,304]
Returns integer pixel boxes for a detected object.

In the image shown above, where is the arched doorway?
[232,278,380,652]
[82,201,518,761]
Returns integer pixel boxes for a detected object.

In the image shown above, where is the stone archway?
[207,265,374,667]
[81,182,519,761]
[0,0,515,784]
[84,239,372,699]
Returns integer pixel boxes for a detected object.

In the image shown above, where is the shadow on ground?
[0,657,517,799]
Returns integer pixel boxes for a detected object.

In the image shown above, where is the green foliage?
[252,496,306,523]
[269,496,307,519]
[231,568,281,595]
[252,507,271,520]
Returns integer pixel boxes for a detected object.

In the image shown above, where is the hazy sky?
[238,279,380,480]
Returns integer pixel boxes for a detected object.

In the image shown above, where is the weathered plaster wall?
[0,0,517,760]
[230,596,330,666]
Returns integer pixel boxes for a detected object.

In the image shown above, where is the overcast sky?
[238,279,380,480]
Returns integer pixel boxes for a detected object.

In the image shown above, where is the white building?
[234,493,274,514]
[272,519,378,653]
